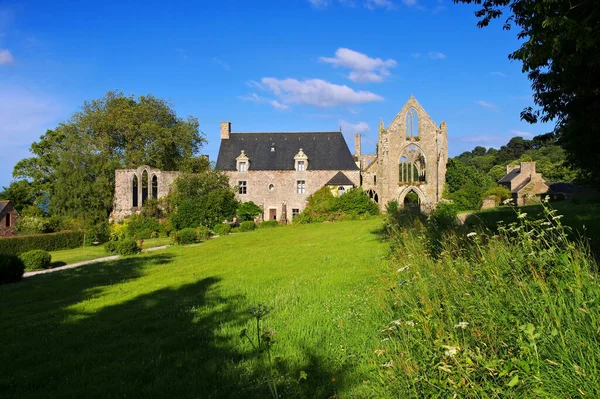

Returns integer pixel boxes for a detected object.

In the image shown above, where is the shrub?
[239,221,257,232]
[237,201,263,221]
[0,231,85,256]
[159,219,174,237]
[84,221,110,245]
[15,216,51,235]
[230,227,240,234]
[0,254,25,284]
[126,214,160,238]
[213,223,231,236]
[135,229,153,240]
[259,220,279,228]
[177,228,198,245]
[104,241,118,254]
[116,239,140,255]
[109,221,129,241]
[20,250,52,271]
[195,226,211,241]
[150,231,159,239]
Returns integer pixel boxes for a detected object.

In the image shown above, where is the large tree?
[12,91,205,223]
[454,0,600,181]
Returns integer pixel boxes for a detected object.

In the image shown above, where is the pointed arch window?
[406,108,419,138]
[152,175,158,199]
[141,170,149,205]
[132,175,139,208]
[399,145,426,183]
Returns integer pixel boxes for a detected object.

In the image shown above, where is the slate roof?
[0,200,9,214]
[498,168,520,183]
[215,132,359,171]
[325,172,355,186]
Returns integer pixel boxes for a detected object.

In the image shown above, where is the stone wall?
[223,169,361,222]
[0,202,19,237]
[111,165,180,222]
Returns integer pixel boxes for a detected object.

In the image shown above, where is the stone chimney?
[354,134,361,157]
[506,165,520,174]
[220,122,231,140]
[520,161,536,176]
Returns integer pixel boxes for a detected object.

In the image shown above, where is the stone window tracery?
[399,145,426,183]
[132,175,139,208]
[406,108,419,139]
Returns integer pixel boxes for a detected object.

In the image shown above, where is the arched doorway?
[402,189,421,212]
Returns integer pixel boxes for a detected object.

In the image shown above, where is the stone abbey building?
[111,96,448,221]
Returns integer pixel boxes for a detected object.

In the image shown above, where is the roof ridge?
[230,131,341,134]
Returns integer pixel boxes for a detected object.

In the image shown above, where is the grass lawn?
[0,219,390,398]
[465,199,600,251]
[49,237,172,266]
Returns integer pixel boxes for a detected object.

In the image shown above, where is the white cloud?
[428,51,446,60]
[365,0,396,9]
[212,57,231,71]
[491,71,506,77]
[257,77,384,108]
[238,92,289,111]
[511,130,533,138]
[477,100,496,109]
[340,120,370,134]
[320,48,397,83]
[0,48,14,65]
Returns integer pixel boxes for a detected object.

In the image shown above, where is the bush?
[84,221,110,245]
[259,220,280,228]
[296,186,379,224]
[20,250,52,271]
[0,254,25,284]
[0,230,85,256]
[116,239,140,255]
[104,241,118,254]
[126,215,160,238]
[109,221,129,241]
[237,201,263,221]
[135,229,153,240]
[230,227,240,234]
[212,223,231,236]
[177,228,198,245]
[150,231,159,239]
[239,221,257,232]
[195,226,211,241]
[15,216,51,235]
[159,219,174,237]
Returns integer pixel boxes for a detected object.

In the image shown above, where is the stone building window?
[5,213,10,228]
[296,180,306,194]
[406,108,418,138]
[238,181,247,195]
[268,184,275,192]
[294,148,308,171]
[152,175,158,199]
[132,175,139,208]
[236,150,250,172]
[292,209,300,219]
[374,175,377,184]
[338,186,345,196]
[141,170,149,205]
[399,145,426,183]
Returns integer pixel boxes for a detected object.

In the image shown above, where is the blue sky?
[0,0,549,189]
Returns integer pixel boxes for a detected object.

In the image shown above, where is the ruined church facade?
[357,96,448,213]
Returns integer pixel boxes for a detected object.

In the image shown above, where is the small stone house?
[0,200,20,237]
[498,161,550,206]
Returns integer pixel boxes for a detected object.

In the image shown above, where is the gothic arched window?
[406,108,418,138]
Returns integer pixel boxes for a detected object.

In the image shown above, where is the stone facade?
[358,96,448,213]
[111,165,180,221]
[0,200,20,237]
[499,162,550,206]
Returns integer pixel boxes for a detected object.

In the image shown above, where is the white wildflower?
[405,321,415,327]
[443,346,459,357]
[467,232,477,238]
[381,360,394,368]
[543,195,550,203]
[502,198,513,205]
[541,221,552,226]
[552,215,564,220]
[454,321,469,329]
[518,213,528,219]
[397,265,410,273]
[390,320,402,326]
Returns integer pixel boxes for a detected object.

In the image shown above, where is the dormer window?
[271,143,276,152]
[236,150,250,172]
[294,148,308,171]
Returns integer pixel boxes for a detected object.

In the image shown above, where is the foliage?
[115,239,140,256]
[237,201,263,221]
[168,172,238,230]
[296,186,379,224]
[15,216,52,235]
[212,223,231,236]
[19,250,52,271]
[139,198,166,219]
[109,221,129,241]
[125,215,160,239]
[0,231,84,256]
[0,180,37,213]
[485,185,512,204]
[159,219,174,237]
[104,241,118,254]
[385,200,399,214]
[239,221,257,232]
[445,159,496,211]
[454,0,599,182]
[381,202,600,397]
[175,228,198,245]
[0,254,25,284]
[10,91,206,225]
[195,226,211,242]
[259,221,280,229]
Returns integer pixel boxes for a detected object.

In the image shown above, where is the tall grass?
[376,204,600,397]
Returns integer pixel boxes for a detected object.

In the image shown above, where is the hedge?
[0,231,85,256]
[239,221,257,232]
[20,250,52,271]
[213,224,231,236]
[259,221,280,228]
[116,239,140,256]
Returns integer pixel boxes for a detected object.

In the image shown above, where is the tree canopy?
[7,91,205,224]
[454,0,600,182]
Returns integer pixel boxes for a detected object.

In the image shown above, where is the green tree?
[0,180,37,213]
[169,172,238,229]
[237,202,263,221]
[445,159,496,210]
[11,91,205,223]
[454,0,600,182]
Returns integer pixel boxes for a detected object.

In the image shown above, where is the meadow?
[0,219,391,398]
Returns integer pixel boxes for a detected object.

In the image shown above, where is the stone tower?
[358,96,448,213]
